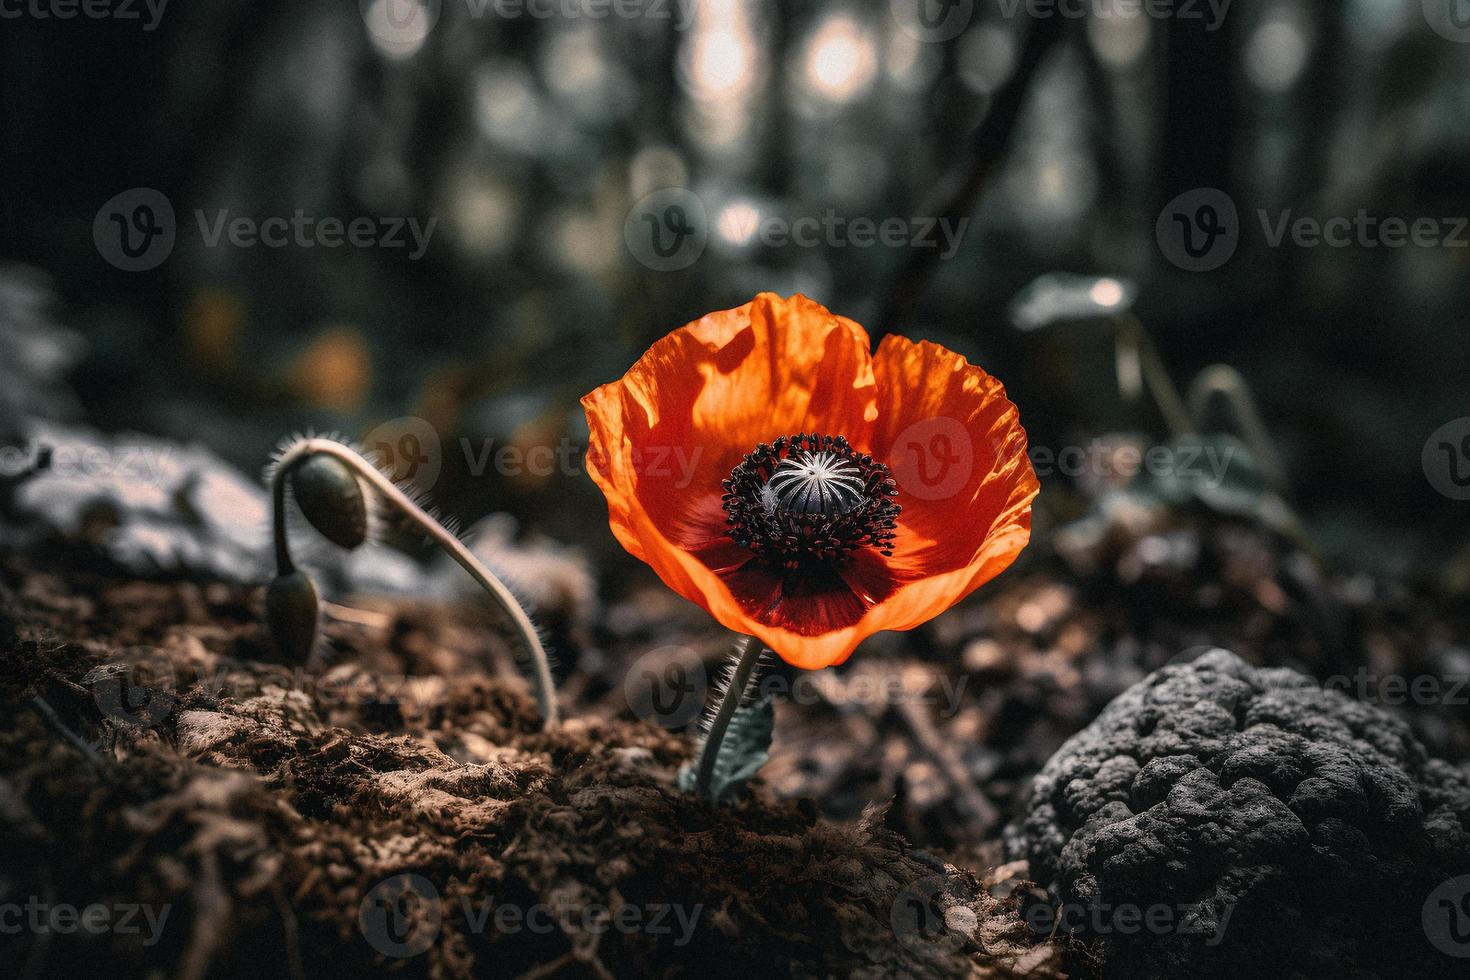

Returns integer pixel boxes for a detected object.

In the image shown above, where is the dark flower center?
[722,433,900,568]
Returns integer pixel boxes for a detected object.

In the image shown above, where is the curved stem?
[271,459,296,575]
[271,438,559,729]
[693,635,764,799]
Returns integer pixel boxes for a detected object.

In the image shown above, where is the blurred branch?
[1187,364,1289,492]
[1114,313,1193,439]
[874,15,1065,340]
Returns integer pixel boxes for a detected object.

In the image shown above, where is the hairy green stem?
[271,437,559,729]
[693,634,764,799]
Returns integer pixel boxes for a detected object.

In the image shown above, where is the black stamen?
[723,433,901,569]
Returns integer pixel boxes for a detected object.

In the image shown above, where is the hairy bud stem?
[270,437,559,729]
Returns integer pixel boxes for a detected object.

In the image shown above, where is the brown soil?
[0,560,1062,980]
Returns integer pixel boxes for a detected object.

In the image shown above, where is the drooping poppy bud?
[291,454,368,549]
[265,570,319,661]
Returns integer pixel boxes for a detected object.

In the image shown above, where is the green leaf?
[1132,434,1297,534]
[678,696,774,801]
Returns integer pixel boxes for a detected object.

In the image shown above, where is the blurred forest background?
[1,0,1468,578]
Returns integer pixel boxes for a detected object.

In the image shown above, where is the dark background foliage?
[1,0,1467,571]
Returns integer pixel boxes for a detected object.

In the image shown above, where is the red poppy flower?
[582,293,1039,670]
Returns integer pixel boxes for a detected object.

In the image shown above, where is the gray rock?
[1007,648,1470,978]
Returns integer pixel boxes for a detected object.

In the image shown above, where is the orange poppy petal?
[583,295,1037,671]
[861,334,1040,629]
[583,294,888,666]
[710,337,1037,669]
